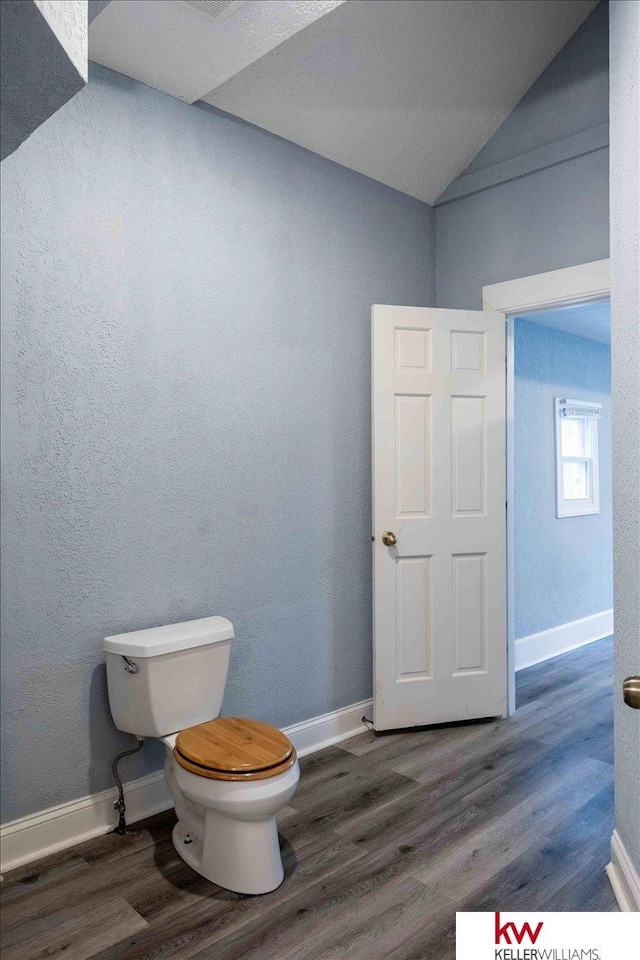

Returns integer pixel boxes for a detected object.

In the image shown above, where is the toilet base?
[172,812,285,895]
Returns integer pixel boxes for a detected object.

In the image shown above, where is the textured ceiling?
[90,0,597,203]
[523,299,611,344]
[203,0,596,202]
[89,0,345,103]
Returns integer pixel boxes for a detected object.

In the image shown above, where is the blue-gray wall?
[514,319,612,639]
[1,0,87,162]
[0,0,616,828]
[464,1,609,175]
[0,64,435,822]
[610,0,640,879]
[436,1,609,309]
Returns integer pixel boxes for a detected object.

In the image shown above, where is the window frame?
[554,398,601,519]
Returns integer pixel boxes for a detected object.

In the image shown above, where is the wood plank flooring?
[1,638,617,960]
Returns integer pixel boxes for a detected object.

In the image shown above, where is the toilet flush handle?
[122,656,139,674]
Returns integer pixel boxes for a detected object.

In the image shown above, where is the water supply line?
[111,738,145,835]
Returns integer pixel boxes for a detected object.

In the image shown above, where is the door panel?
[372,305,507,730]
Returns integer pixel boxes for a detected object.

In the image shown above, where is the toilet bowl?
[162,718,299,894]
[103,616,299,895]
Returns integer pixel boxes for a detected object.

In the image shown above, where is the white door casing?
[483,257,611,716]
[372,305,507,731]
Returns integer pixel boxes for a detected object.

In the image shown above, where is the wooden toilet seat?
[174,717,297,781]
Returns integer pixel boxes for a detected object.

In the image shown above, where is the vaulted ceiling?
[89,0,597,203]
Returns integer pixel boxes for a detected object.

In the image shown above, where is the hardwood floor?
[1,638,617,960]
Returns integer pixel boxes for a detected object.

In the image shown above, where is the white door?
[372,305,507,731]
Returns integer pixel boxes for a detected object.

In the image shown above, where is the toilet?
[103,616,299,895]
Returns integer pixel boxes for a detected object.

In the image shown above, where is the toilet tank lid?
[103,616,234,658]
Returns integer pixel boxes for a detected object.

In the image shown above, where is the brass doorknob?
[381,531,397,547]
[623,676,640,710]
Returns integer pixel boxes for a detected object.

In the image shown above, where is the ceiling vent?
[180,0,244,20]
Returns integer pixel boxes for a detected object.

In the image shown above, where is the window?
[555,398,601,518]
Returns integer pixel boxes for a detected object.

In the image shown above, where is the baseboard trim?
[0,770,172,875]
[606,830,640,911]
[515,609,613,671]
[0,697,372,874]
[285,698,373,758]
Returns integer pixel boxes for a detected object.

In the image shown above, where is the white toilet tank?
[103,616,234,737]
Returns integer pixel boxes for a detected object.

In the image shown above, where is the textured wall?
[436,150,609,309]
[1,0,87,162]
[464,0,609,174]
[34,0,88,78]
[436,1,609,308]
[0,64,435,822]
[610,0,640,878]
[514,318,612,639]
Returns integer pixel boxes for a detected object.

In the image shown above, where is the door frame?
[482,258,611,715]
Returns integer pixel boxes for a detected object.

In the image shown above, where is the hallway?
[1,638,617,960]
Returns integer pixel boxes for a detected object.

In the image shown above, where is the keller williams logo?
[495,912,544,945]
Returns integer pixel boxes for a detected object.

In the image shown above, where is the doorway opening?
[482,257,611,715]
[507,299,613,718]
